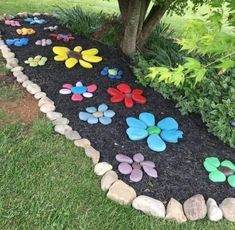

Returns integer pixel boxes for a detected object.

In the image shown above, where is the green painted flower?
[203,157,235,188]
[24,55,47,67]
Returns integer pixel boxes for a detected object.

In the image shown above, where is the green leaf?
[203,157,220,172]
[216,58,235,71]
[209,170,226,182]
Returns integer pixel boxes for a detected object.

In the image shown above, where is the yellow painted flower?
[52,46,103,69]
[16,28,35,35]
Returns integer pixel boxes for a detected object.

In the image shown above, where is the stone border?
[0,13,235,223]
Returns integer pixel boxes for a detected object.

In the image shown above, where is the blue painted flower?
[24,17,46,25]
[79,104,115,125]
[126,112,183,152]
[6,38,29,47]
[100,66,123,79]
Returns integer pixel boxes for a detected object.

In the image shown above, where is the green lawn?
[0,1,235,229]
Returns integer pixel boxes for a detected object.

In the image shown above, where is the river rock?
[26,83,41,94]
[34,92,46,99]
[38,97,54,107]
[11,66,24,72]
[132,195,165,218]
[101,170,118,191]
[13,71,24,77]
[54,124,72,135]
[219,198,235,222]
[183,194,207,221]
[107,180,136,205]
[46,111,62,121]
[84,146,100,164]
[206,198,223,221]
[16,75,28,83]
[22,80,33,88]
[94,162,113,176]
[74,138,91,148]
[52,117,69,126]
[64,129,81,140]
[40,103,55,113]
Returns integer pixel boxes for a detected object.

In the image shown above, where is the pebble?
[107,180,136,205]
[11,66,23,72]
[33,12,41,16]
[118,162,132,175]
[13,71,24,77]
[16,75,28,83]
[84,146,100,164]
[94,162,113,176]
[133,153,144,163]
[74,138,91,148]
[130,168,143,182]
[54,124,72,135]
[183,194,207,221]
[26,83,41,94]
[115,154,133,164]
[157,117,179,130]
[34,92,46,100]
[46,111,62,121]
[3,52,15,59]
[64,129,81,140]
[52,117,69,126]
[132,195,165,218]
[101,170,118,191]
[40,103,55,113]
[206,198,223,221]
[219,198,235,222]
[22,80,33,88]
[142,165,158,178]
[38,97,54,107]
[166,198,187,223]
[139,112,155,127]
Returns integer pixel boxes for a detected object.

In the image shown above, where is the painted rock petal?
[140,161,155,168]
[160,129,183,143]
[79,112,93,121]
[87,84,97,92]
[147,134,166,152]
[203,157,220,172]
[209,170,226,182]
[104,110,115,118]
[118,162,132,174]
[130,169,143,182]
[115,154,133,164]
[133,153,144,163]
[126,128,148,141]
[220,160,235,171]
[117,83,131,93]
[124,96,134,108]
[143,165,158,178]
[86,107,97,113]
[99,116,112,125]
[87,116,99,124]
[228,175,235,188]
[139,112,155,127]
[62,83,72,89]
[126,117,147,129]
[76,81,83,87]
[71,94,83,101]
[157,117,179,130]
[83,92,93,98]
[59,88,71,95]
[98,103,108,112]
[132,93,147,104]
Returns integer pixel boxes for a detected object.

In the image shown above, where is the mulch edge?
[0,12,234,224]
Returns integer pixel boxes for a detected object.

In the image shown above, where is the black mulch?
[0,16,234,203]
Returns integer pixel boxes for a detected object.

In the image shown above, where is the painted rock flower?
[24,17,47,25]
[79,103,115,125]
[107,83,147,108]
[126,112,183,152]
[16,28,35,35]
[24,55,47,67]
[116,153,158,182]
[100,66,123,79]
[52,46,103,69]
[50,33,75,43]
[5,20,21,26]
[203,157,235,188]
[59,81,97,101]
[6,38,29,47]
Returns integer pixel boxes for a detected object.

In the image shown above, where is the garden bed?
[0,15,234,205]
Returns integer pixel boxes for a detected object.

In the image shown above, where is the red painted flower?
[107,83,147,108]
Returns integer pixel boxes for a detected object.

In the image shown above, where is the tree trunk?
[137,5,168,49]
[118,0,129,26]
[120,0,142,55]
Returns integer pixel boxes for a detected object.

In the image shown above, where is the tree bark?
[120,0,142,55]
[118,0,129,26]
[137,4,168,49]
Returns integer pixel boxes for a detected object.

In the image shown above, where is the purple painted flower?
[116,153,158,182]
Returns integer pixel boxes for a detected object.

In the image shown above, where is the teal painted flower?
[126,112,183,152]
[203,157,235,188]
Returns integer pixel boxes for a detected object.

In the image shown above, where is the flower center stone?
[218,166,234,176]
[93,112,103,118]
[108,69,117,75]
[147,126,161,135]
[67,50,81,59]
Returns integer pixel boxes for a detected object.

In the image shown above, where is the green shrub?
[135,58,235,148]
[56,6,103,37]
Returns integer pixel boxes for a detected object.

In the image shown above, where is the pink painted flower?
[5,20,21,27]
[59,81,97,101]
